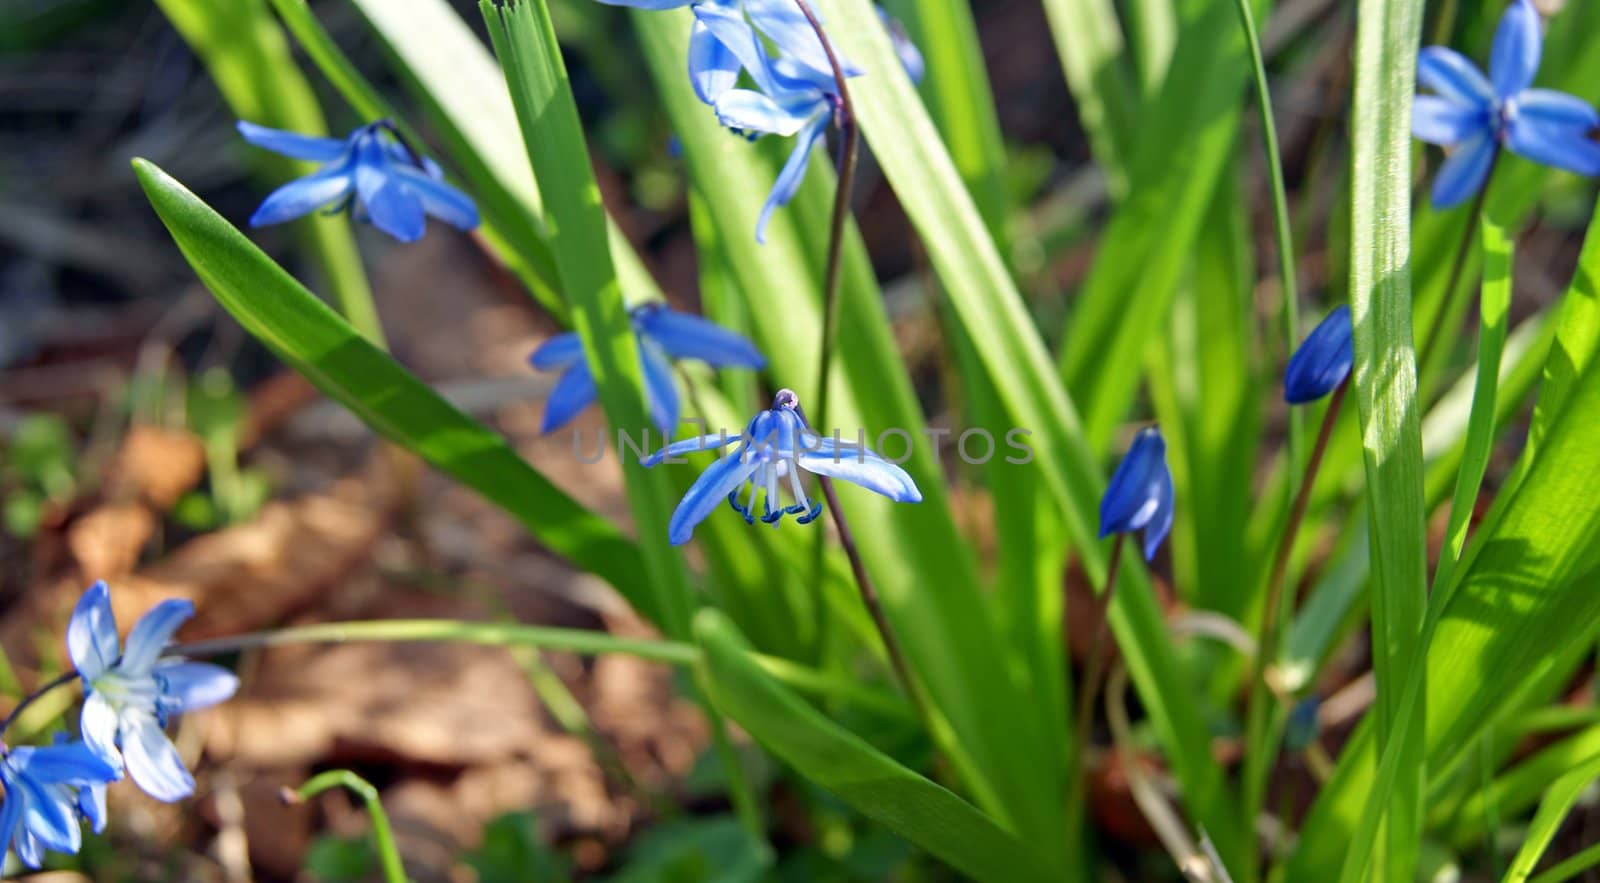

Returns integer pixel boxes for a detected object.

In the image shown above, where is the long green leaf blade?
[1502,754,1600,883]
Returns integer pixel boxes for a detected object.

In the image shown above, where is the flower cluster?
[0,582,237,869]
[239,120,479,242]
[1414,0,1600,207]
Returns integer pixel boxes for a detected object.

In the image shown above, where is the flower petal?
[591,0,693,7]
[1508,118,1600,175]
[641,433,741,467]
[1099,427,1171,540]
[249,166,353,227]
[713,89,819,138]
[799,444,922,503]
[689,19,741,105]
[67,581,119,682]
[78,693,123,775]
[634,306,765,368]
[11,741,117,786]
[78,781,107,835]
[1284,305,1354,404]
[155,660,239,713]
[10,766,79,854]
[757,113,829,243]
[541,360,597,434]
[1489,0,1542,99]
[640,342,681,435]
[694,4,783,94]
[1412,95,1488,146]
[0,772,21,861]
[1417,47,1495,108]
[879,6,926,85]
[1430,132,1497,208]
[389,164,480,231]
[1517,89,1600,129]
[1141,469,1175,561]
[529,332,586,371]
[744,0,854,87]
[236,121,349,162]
[121,712,194,802]
[669,451,761,545]
[121,599,195,676]
[353,146,427,242]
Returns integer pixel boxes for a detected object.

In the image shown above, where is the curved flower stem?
[1240,377,1348,844]
[794,0,860,435]
[1072,534,1125,754]
[285,770,407,883]
[0,671,79,738]
[175,620,698,664]
[1232,0,1303,476]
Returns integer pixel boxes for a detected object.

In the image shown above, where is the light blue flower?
[0,738,117,869]
[1098,427,1174,561]
[238,120,479,243]
[530,303,766,435]
[1284,305,1353,404]
[67,582,239,803]
[878,6,925,86]
[1414,0,1600,207]
[641,388,921,545]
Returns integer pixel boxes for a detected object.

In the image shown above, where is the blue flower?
[238,120,479,242]
[530,303,766,436]
[878,6,925,86]
[1284,305,1353,404]
[0,739,117,868]
[641,389,921,544]
[67,582,239,802]
[1098,427,1174,561]
[1413,0,1600,207]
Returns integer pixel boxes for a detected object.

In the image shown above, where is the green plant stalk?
[1072,534,1125,754]
[1531,842,1600,883]
[1416,157,1498,399]
[290,770,407,883]
[1241,379,1347,872]
[1432,214,1511,594]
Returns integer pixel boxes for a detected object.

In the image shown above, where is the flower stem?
[174,619,698,664]
[1073,534,1125,754]
[0,671,79,738]
[1240,377,1348,846]
[285,770,407,883]
[794,0,860,435]
[1417,154,1498,392]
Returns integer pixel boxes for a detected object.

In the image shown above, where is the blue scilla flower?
[1099,427,1174,561]
[1413,0,1600,207]
[530,303,766,435]
[0,739,117,868]
[640,389,921,544]
[1284,305,1353,404]
[238,120,479,243]
[68,582,239,803]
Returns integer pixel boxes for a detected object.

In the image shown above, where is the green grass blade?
[1531,843,1600,883]
[1432,216,1512,592]
[292,771,407,883]
[132,159,652,610]
[1346,0,1427,872]
[1039,0,1135,188]
[693,609,1057,883]
[1502,754,1600,883]
[154,0,384,346]
[1446,723,1600,849]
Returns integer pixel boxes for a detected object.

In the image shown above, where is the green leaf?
[1502,753,1600,883]
[1345,0,1428,872]
[693,610,1057,883]
[1039,0,1135,189]
[132,159,652,610]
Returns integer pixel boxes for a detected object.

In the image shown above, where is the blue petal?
[354,144,426,242]
[11,741,117,786]
[529,332,586,371]
[714,89,821,137]
[121,712,194,802]
[1430,132,1497,208]
[640,342,681,436]
[78,781,107,834]
[757,113,829,243]
[10,766,79,855]
[1141,468,1175,561]
[79,693,122,775]
[156,661,239,713]
[1508,118,1600,175]
[669,451,761,545]
[1099,427,1171,540]
[541,360,597,434]
[1517,89,1600,129]
[879,6,926,85]
[390,164,480,231]
[1489,0,1542,99]
[1417,47,1494,108]
[744,0,856,87]
[121,598,195,676]
[641,433,741,467]
[799,444,922,503]
[236,121,349,162]
[689,19,741,105]
[1413,95,1488,145]
[693,5,781,93]
[592,0,693,7]
[14,828,43,869]
[67,581,119,682]
[634,307,766,368]
[1284,305,1354,404]
[249,166,354,227]
[0,772,21,863]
